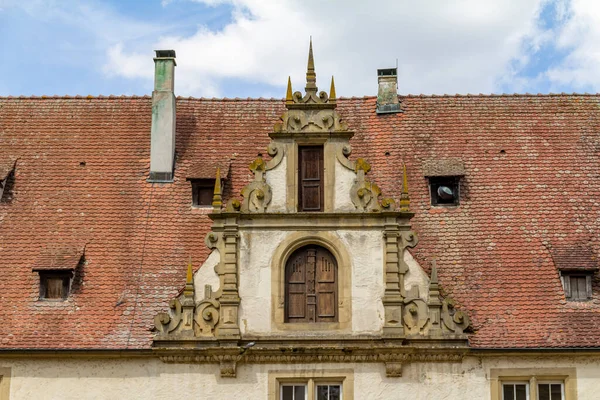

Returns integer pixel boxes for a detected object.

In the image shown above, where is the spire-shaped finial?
[286,76,293,104]
[212,167,222,210]
[305,37,317,93]
[184,256,194,298]
[399,163,410,212]
[329,76,336,102]
[430,259,438,285]
[428,258,441,306]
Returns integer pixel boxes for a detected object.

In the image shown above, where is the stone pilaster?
[382,216,404,337]
[216,216,241,341]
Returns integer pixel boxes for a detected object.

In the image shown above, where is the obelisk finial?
[184,256,194,298]
[305,38,317,93]
[329,76,336,103]
[212,167,222,211]
[286,76,293,104]
[399,164,410,212]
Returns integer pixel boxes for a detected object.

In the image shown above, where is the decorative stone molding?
[335,143,355,171]
[349,158,395,212]
[157,345,467,378]
[240,155,272,213]
[272,40,351,139]
[155,217,241,341]
[265,142,285,171]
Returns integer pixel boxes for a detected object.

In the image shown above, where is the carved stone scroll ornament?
[399,262,472,338]
[154,299,183,334]
[335,143,355,171]
[350,158,396,212]
[196,284,220,337]
[265,142,285,171]
[441,298,471,335]
[240,156,272,213]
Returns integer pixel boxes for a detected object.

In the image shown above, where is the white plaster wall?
[333,160,357,212]
[404,250,430,300]
[265,152,287,213]
[3,356,600,399]
[193,249,221,298]
[337,230,385,333]
[238,230,285,334]
[237,229,385,335]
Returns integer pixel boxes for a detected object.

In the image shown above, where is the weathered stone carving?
[240,155,272,213]
[154,260,197,337]
[196,285,220,337]
[441,298,471,335]
[335,143,355,171]
[265,142,285,171]
[399,261,472,338]
[158,349,466,378]
[154,299,183,334]
[273,41,349,136]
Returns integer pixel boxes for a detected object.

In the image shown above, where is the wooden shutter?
[298,146,324,211]
[285,246,337,323]
[315,247,336,321]
[285,250,308,322]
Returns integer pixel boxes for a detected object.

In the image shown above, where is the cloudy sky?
[1,0,599,98]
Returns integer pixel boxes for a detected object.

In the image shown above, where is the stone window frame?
[490,368,577,400]
[271,231,352,332]
[284,139,337,213]
[0,367,11,400]
[268,369,353,400]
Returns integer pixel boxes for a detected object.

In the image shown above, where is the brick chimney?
[376,68,401,114]
[149,50,177,182]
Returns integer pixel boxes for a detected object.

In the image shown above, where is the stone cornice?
[153,337,469,377]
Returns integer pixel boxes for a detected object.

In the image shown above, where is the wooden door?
[298,146,324,211]
[285,246,337,323]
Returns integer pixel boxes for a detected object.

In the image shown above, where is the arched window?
[285,245,337,323]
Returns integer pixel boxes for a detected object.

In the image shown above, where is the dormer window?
[191,179,215,207]
[0,161,16,203]
[186,160,230,208]
[39,271,73,300]
[429,176,459,206]
[33,247,84,301]
[422,158,465,207]
[561,272,593,302]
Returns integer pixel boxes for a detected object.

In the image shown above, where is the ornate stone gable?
[153,41,472,377]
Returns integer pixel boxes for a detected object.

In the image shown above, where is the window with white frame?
[491,369,574,400]
[269,370,352,400]
[280,382,342,400]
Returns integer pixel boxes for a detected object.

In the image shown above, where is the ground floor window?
[491,368,575,400]
[280,382,342,400]
[269,370,352,400]
[502,381,564,400]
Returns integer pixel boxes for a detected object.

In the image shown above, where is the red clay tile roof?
[31,247,84,271]
[551,244,598,271]
[1,94,599,350]
[186,159,231,180]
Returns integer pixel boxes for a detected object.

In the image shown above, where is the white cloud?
[545,0,600,90]
[105,0,551,97]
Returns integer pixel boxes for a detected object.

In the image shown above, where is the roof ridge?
[1,92,599,101]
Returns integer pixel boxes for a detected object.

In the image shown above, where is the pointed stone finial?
[428,258,441,305]
[286,76,293,104]
[305,38,317,93]
[184,257,194,298]
[430,259,438,285]
[329,76,336,103]
[212,167,222,210]
[399,164,410,212]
